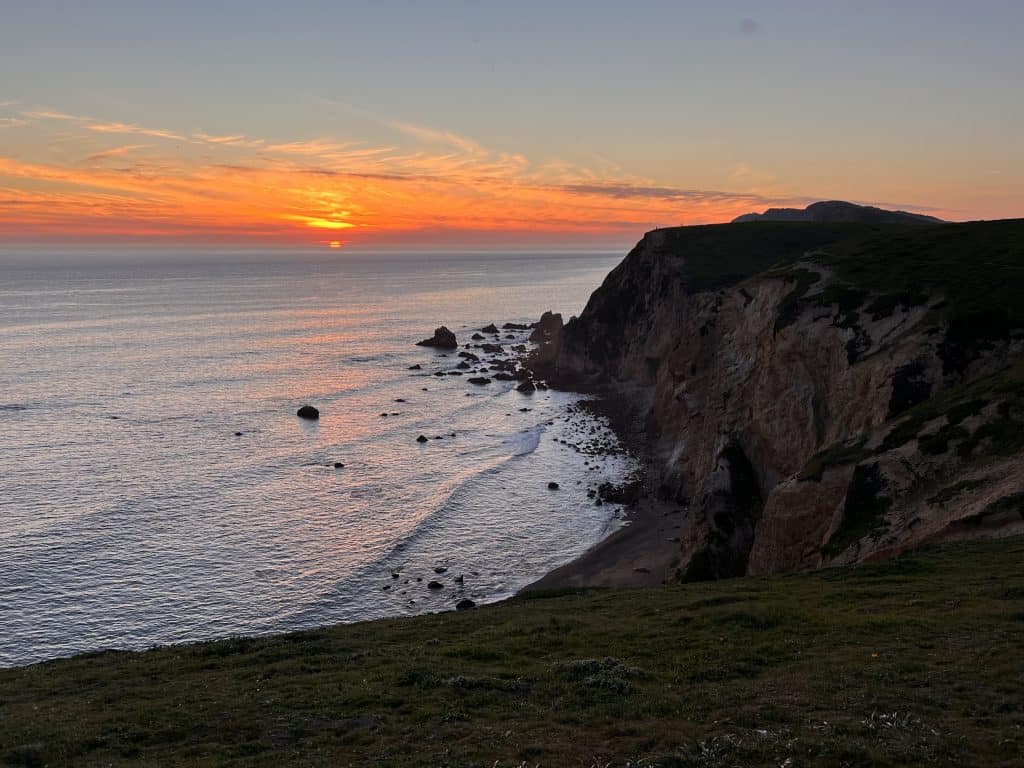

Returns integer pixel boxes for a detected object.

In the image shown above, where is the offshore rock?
[416,326,458,349]
[296,405,320,420]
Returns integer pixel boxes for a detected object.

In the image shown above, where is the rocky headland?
[530,203,1024,584]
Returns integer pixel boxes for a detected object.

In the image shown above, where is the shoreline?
[523,385,682,592]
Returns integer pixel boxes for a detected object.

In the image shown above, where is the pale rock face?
[537,230,1024,577]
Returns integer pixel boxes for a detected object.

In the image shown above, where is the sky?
[1,0,1022,250]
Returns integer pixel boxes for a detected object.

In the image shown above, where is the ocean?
[0,250,633,667]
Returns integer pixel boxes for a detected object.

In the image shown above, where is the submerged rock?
[296,405,320,420]
[416,326,458,349]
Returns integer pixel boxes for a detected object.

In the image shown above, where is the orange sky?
[3,4,1021,249]
[0,104,999,249]
[0,106,851,249]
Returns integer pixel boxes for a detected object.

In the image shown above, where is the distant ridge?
[731,200,944,225]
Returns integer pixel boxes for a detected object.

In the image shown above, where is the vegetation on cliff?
[2,537,1022,767]
[539,214,1024,578]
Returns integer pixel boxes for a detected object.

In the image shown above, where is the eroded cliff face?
[534,222,1024,578]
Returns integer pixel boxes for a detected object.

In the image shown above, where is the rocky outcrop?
[534,216,1024,578]
[529,311,563,342]
[416,326,458,349]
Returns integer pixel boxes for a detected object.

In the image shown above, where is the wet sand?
[525,496,683,589]
[522,386,685,591]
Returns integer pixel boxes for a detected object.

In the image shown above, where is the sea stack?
[416,326,458,349]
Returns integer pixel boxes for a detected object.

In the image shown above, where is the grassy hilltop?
[2,536,1022,767]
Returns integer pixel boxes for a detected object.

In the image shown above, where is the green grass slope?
[2,537,1022,767]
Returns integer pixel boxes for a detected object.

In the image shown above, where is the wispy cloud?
[0,118,27,129]
[193,131,264,148]
[322,98,484,154]
[21,108,88,121]
[384,120,483,154]
[263,138,354,155]
[86,144,149,162]
[2,101,946,246]
[88,121,185,141]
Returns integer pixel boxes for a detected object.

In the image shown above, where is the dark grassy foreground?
[3,539,1023,767]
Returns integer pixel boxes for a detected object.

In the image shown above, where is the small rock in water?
[548,481,560,490]
[434,566,448,574]
[333,462,345,468]
[427,580,444,590]
[471,332,485,340]
[454,574,464,584]
[395,398,406,403]
[234,431,243,436]
[480,323,499,334]
[416,435,429,443]
[468,377,491,385]
[296,405,320,420]
[408,364,422,370]
[517,380,536,393]
[456,598,476,610]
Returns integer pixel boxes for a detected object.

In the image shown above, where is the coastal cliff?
[533,210,1024,579]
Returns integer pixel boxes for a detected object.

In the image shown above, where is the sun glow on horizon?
[0,103,984,249]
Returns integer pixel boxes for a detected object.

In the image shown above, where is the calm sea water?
[0,251,632,667]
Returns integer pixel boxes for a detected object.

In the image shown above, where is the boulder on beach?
[416,326,458,349]
[456,598,476,610]
[296,405,320,420]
